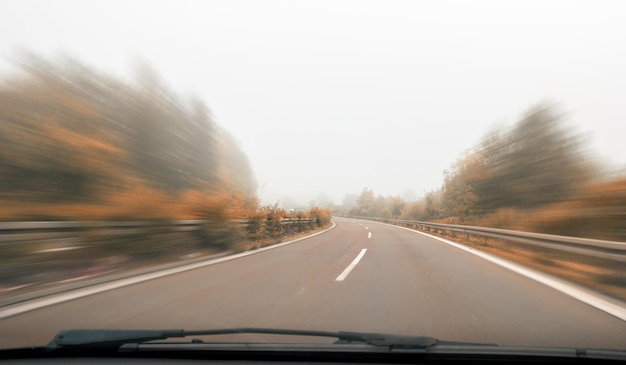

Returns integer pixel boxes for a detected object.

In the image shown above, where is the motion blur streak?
[341,104,625,244]
[0,51,257,222]
[0,52,332,295]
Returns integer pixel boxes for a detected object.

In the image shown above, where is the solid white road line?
[391,224,626,322]
[0,222,337,320]
[335,249,367,282]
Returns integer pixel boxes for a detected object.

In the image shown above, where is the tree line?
[340,103,625,241]
[0,51,257,220]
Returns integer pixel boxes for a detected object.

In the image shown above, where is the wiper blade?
[48,327,444,349]
[41,328,626,362]
[48,329,185,349]
[335,330,439,347]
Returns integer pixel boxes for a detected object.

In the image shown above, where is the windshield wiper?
[47,327,454,350]
[40,328,626,361]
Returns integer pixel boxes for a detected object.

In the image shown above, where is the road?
[2,217,626,349]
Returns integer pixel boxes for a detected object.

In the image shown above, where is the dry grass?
[433,178,626,244]
[417,228,626,302]
[238,222,333,251]
[420,179,626,301]
[0,183,255,222]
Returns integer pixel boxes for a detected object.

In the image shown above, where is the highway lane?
[2,216,626,349]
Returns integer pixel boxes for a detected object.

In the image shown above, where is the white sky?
[1,0,624,206]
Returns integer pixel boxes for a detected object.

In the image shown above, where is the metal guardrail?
[0,217,319,291]
[350,216,626,263]
[0,218,317,247]
[0,220,204,244]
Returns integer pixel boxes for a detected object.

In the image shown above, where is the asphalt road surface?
[2,217,626,349]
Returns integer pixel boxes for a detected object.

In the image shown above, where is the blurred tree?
[441,103,595,217]
[215,127,257,199]
[0,52,126,202]
[351,187,375,216]
[389,195,406,218]
[0,51,257,220]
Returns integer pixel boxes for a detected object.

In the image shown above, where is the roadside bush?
[309,206,331,227]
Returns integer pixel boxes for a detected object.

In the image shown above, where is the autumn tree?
[349,188,406,218]
[440,103,595,217]
[0,52,127,203]
[0,51,257,220]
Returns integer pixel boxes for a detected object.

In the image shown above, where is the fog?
[1,0,624,207]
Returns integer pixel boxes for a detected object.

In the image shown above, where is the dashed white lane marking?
[365,226,369,230]
[368,232,372,239]
[335,249,367,282]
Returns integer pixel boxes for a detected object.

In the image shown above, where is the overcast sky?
[1,0,624,206]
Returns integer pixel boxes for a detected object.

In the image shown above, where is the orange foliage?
[0,52,258,221]
[525,178,626,241]
[179,189,254,220]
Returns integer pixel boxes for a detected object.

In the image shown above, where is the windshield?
[1,0,625,353]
